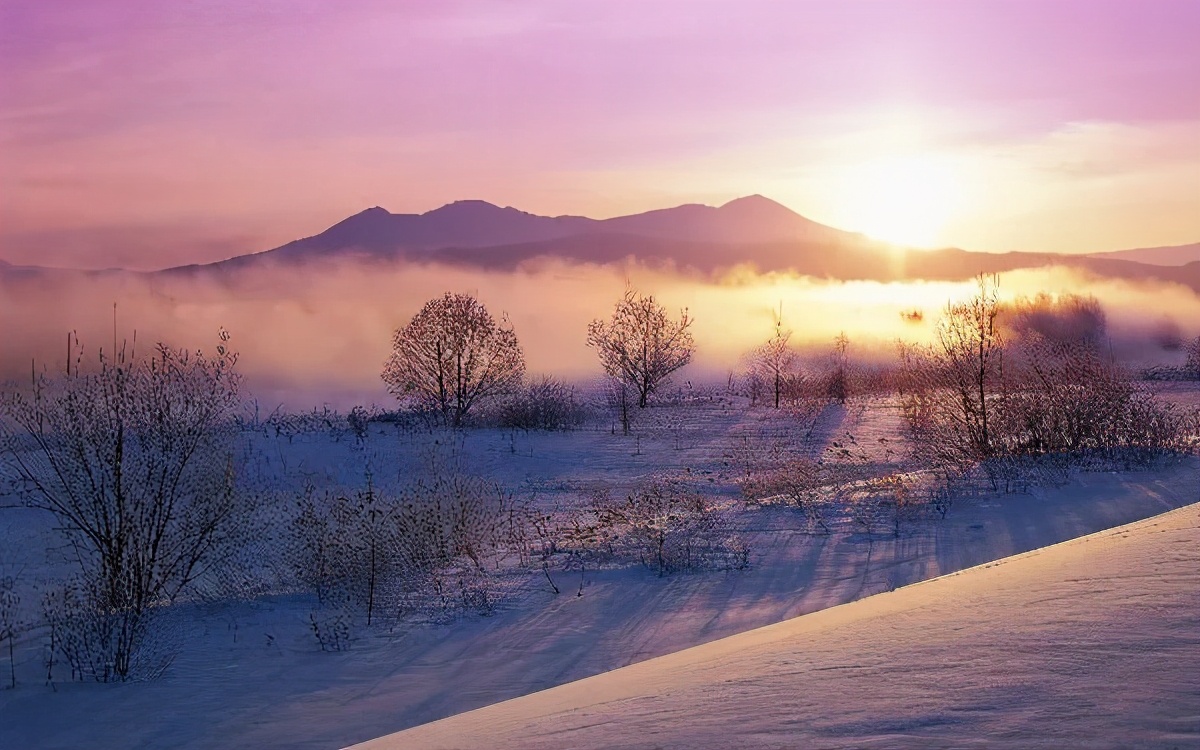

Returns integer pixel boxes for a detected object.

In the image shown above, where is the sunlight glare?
[838,153,963,248]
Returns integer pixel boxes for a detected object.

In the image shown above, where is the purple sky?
[2,0,1198,269]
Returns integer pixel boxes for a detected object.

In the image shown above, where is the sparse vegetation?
[899,279,1192,482]
[0,276,1196,729]
[586,480,747,576]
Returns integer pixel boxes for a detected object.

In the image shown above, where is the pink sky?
[2,0,1198,269]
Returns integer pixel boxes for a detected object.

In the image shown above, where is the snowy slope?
[360,502,1200,750]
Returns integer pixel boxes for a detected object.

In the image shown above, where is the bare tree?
[748,320,799,409]
[917,274,1006,463]
[826,331,851,405]
[0,333,247,681]
[587,288,694,408]
[383,292,525,427]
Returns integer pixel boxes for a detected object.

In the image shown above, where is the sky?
[2,0,1198,270]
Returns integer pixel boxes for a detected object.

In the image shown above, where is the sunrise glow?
[836,153,964,248]
[2,4,1200,749]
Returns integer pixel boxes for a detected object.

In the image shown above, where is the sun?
[837,153,963,248]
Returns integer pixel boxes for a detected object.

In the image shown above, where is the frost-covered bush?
[287,458,529,643]
[587,481,747,576]
[1000,339,1192,466]
[0,334,251,681]
[739,459,840,533]
[288,480,401,626]
[1187,335,1200,380]
[42,579,178,683]
[485,375,589,431]
[898,281,1190,482]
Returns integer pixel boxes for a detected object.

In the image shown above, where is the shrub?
[1,334,248,681]
[489,376,589,431]
[588,481,746,576]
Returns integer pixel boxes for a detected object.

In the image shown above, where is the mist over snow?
[1,257,1197,409]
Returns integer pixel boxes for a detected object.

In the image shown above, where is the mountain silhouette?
[6,196,1196,295]
[196,195,867,270]
[1087,242,1200,267]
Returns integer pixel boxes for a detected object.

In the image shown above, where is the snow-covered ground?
[1,393,1198,749]
[360,501,1200,750]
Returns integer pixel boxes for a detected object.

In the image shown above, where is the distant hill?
[6,196,1198,296]
[172,195,870,272]
[1088,243,1200,266]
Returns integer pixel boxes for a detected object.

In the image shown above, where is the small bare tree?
[587,288,694,409]
[902,275,1006,469]
[0,333,246,681]
[826,331,851,405]
[383,292,525,427]
[939,276,1005,459]
[748,321,799,409]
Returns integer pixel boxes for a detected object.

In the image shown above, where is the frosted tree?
[826,331,851,405]
[933,274,1005,460]
[587,288,694,408]
[748,319,798,409]
[0,333,247,681]
[383,292,525,427]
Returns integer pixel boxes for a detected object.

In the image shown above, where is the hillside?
[359,502,1200,750]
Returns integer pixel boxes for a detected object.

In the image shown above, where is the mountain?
[1087,242,1200,266]
[0,258,62,278]
[188,195,867,271]
[596,195,855,244]
[34,195,1187,295]
[311,201,594,254]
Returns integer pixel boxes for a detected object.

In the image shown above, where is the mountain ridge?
[207,195,865,269]
[1087,242,1200,267]
[3,197,1198,296]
